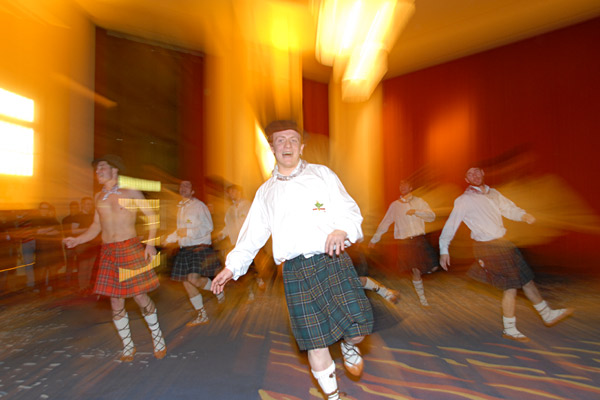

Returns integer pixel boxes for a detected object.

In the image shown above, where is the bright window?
[0,88,35,176]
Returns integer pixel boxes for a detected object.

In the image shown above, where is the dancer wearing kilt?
[64,155,166,362]
[165,180,223,326]
[211,120,374,400]
[439,167,573,342]
[369,179,439,306]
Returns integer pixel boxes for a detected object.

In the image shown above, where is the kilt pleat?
[283,252,374,351]
[396,235,438,273]
[94,237,160,298]
[468,239,535,290]
[171,245,222,281]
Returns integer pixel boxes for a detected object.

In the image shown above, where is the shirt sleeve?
[493,189,526,222]
[439,197,466,255]
[226,190,272,280]
[186,201,213,240]
[323,168,363,244]
[414,198,436,222]
[370,203,395,244]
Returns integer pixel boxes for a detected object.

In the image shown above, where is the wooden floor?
[0,264,598,400]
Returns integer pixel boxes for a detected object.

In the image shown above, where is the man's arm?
[438,198,466,270]
[410,197,436,222]
[64,211,101,248]
[369,203,395,246]
[133,191,157,260]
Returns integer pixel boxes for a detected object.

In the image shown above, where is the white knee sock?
[190,294,204,311]
[502,316,525,338]
[364,277,390,298]
[412,280,429,306]
[311,362,339,399]
[113,314,135,354]
[202,278,224,302]
[144,311,166,352]
[533,300,564,323]
[202,278,212,291]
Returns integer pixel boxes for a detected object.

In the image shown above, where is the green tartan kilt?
[283,252,374,351]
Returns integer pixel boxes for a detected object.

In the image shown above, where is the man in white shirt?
[211,120,373,400]
[166,181,224,326]
[439,167,573,342]
[217,184,265,299]
[369,180,439,306]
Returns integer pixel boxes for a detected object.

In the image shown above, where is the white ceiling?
[72,0,600,82]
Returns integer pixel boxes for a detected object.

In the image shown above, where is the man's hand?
[406,209,416,216]
[439,254,450,271]
[145,244,157,261]
[368,242,376,249]
[325,230,347,256]
[63,237,80,249]
[521,213,536,224]
[211,268,233,295]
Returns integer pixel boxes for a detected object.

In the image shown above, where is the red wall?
[382,17,600,269]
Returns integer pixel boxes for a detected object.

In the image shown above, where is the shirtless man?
[64,155,166,361]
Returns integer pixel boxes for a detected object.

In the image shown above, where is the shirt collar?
[399,194,413,203]
[272,159,307,181]
[466,184,490,194]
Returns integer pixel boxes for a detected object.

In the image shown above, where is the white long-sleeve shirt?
[226,161,364,280]
[219,198,251,246]
[166,197,213,247]
[370,195,435,243]
[439,185,526,255]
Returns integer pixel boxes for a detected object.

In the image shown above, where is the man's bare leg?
[501,288,528,342]
[110,297,136,361]
[360,276,399,304]
[309,348,339,400]
[133,293,166,359]
[522,280,574,326]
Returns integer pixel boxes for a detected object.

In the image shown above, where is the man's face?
[96,161,116,185]
[82,199,93,214]
[179,181,194,198]
[399,181,412,196]
[465,168,485,186]
[39,204,51,217]
[270,129,304,173]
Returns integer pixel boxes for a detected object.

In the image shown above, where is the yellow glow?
[254,122,275,181]
[316,0,414,102]
[0,88,34,122]
[0,120,34,176]
[118,175,161,192]
[119,251,162,282]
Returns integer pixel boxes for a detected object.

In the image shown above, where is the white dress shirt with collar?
[166,197,213,247]
[439,185,526,255]
[370,195,435,243]
[225,160,364,280]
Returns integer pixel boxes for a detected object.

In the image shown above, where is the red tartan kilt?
[94,237,160,298]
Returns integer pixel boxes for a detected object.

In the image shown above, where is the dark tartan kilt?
[283,252,374,351]
[396,235,439,273]
[467,239,535,290]
[94,237,160,298]
[171,245,222,281]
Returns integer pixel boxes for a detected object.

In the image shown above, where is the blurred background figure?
[216,184,265,301]
[14,208,37,291]
[32,202,64,294]
[74,196,100,294]
[0,210,18,293]
[439,167,573,342]
[165,180,224,326]
[369,180,439,307]
[347,242,399,304]
[62,200,80,288]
